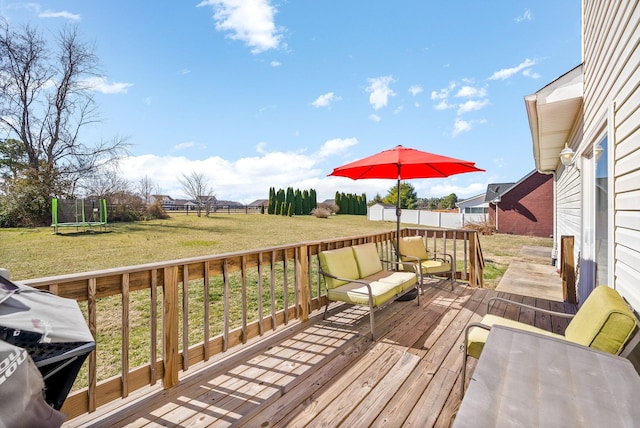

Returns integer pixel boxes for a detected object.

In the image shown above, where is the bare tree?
[137,175,158,206]
[82,167,132,199]
[178,171,215,217]
[0,21,128,225]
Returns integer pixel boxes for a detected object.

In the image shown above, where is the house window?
[595,136,608,287]
[465,207,489,214]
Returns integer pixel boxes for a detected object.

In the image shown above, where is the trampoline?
[51,198,108,234]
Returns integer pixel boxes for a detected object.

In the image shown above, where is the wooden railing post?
[163,266,179,388]
[296,244,310,322]
[561,236,577,304]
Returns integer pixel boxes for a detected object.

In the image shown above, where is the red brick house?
[486,171,553,237]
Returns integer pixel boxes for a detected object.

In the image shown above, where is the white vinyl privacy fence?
[368,205,487,228]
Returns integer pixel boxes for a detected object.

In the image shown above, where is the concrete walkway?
[495,246,564,301]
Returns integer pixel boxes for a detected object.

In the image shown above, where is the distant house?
[248,199,268,208]
[151,195,175,210]
[173,199,190,210]
[486,171,553,237]
[456,194,489,214]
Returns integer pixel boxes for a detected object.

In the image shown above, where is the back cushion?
[352,243,383,278]
[399,236,429,261]
[319,247,360,289]
[564,285,637,354]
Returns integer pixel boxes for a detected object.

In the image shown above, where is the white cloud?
[39,10,80,20]
[315,137,358,158]
[312,92,341,108]
[455,85,487,98]
[431,82,456,100]
[270,60,281,67]
[256,141,268,154]
[457,99,489,115]
[366,76,396,110]
[369,113,381,122]
[515,9,532,23]
[522,69,540,79]
[11,4,80,20]
[118,148,324,203]
[178,69,191,75]
[408,85,423,96]
[172,141,196,151]
[434,99,455,111]
[197,0,283,54]
[394,106,403,114]
[488,58,536,80]
[452,118,486,137]
[452,118,472,136]
[82,77,133,94]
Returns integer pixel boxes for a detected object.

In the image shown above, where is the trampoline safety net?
[51,198,107,233]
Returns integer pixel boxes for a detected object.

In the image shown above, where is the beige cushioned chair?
[397,236,454,290]
[461,285,639,394]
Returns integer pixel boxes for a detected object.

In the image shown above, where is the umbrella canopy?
[329,145,485,258]
[329,145,484,180]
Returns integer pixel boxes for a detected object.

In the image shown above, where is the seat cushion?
[319,247,360,289]
[352,243,383,278]
[377,271,417,293]
[467,314,565,359]
[399,236,429,261]
[564,285,637,354]
[328,280,399,307]
[420,259,451,274]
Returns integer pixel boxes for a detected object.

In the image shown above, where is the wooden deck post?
[163,266,179,388]
[561,235,577,304]
[296,244,310,322]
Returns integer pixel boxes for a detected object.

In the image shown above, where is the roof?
[485,182,515,203]
[456,193,487,206]
[524,64,583,172]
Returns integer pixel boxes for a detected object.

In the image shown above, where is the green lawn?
[1,213,400,280]
[1,212,553,286]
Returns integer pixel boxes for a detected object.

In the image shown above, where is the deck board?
[64,283,575,428]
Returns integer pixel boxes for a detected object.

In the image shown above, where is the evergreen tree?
[294,189,302,215]
[310,189,317,211]
[268,187,275,214]
[302,189,310,214]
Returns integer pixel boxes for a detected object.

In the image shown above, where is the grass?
[1,213,554,391]
[1,212,553,286]
[1,213,400,280]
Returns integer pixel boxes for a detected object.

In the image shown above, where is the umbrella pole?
[396,177,401,264]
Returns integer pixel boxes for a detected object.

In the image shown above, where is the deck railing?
[21,227,484,419]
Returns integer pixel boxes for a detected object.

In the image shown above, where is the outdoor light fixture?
[559,143,575,167]
[594,143,604,161]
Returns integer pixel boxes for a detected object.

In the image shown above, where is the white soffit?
[524,64,583,172]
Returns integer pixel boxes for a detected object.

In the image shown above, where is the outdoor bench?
[318,242,419,339]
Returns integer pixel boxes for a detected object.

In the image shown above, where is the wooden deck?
[64,281,576,428]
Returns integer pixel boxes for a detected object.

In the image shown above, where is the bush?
[464,218,496,235]
[311,207,332,219]
[147,200,170,220]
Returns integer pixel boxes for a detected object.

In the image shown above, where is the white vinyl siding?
[583,1,640,309]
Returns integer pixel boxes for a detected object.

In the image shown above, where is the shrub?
[464,218,496,235]
[311,207,332,218]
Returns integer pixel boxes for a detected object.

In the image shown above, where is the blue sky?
[2,1,582,203]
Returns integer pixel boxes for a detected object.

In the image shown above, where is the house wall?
[492,172,554,237]
[581,1,640,309]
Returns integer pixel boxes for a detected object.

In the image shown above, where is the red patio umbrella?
[328,145,485,257]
